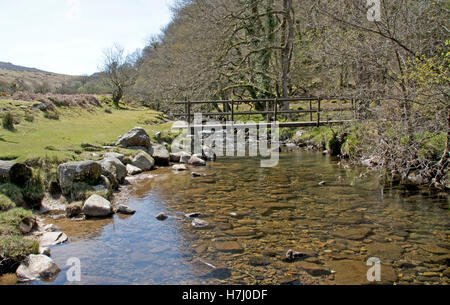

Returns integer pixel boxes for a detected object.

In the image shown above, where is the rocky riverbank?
[0,126,216,283]
[284,128,449,192]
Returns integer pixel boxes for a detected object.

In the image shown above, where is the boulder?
[155,212,168,221]
[202,146,216,161]
[19,217,36,234]
[191,218,210,228]
[115,204,136,215]
[38,247,51,256]
[99,157,127,186]
[0,161,32,187]
[170,151,191,163]
[40,231,68,246]
[150,144,170,166]
[82,194,112,217]
[131,151,155,171]
[179,152,192,164]
[57,161,102,195]
[104,152,125,163]
[188,155,206,166]
[66,201,83,218]
[116,127,151,149]
[172,164,187,171]
[16,254,60,282]
[126,164,143,175]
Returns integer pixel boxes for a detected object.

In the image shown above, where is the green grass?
[0,99,170,162]
[0,208,33,236]
[0,195,15,212]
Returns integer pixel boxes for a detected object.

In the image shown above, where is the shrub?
[24,112,34,123]
[43,111,59,120]
[2,112,14,130]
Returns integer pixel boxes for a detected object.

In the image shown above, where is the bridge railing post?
[187,100,191,125]
[317,99,321,127]
[231,100,234,123]
[274,98,278,122]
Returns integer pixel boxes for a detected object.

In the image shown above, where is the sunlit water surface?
[33,151,449,285]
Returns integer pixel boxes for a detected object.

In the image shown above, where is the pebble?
[155,213,168,221]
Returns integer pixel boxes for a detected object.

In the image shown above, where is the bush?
[2,112,14,130]
[24,112,34,123]
[43,111,59,120]
[0,195,15,212]
[0,184,24,206]
[0,236,39,274]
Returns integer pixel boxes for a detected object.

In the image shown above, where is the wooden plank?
[172,120,353,129]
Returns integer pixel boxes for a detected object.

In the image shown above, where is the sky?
[0,0,176,75]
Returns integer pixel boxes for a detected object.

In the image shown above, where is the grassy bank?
[0,98,174,162]
[0,95,178,275]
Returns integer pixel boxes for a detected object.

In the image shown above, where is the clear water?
[33,151,449,285]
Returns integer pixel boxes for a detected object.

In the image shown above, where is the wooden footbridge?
[172,96,357,128]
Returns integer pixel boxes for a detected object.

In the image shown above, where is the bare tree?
[101,44,138,108]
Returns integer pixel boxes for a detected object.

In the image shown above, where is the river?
[34,151,449,285]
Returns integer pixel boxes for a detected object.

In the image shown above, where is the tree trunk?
[112,86,123,108]
[435,111,450,184]
[0,161,32,187]
[281,0,294,112]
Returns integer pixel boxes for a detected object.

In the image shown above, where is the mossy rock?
[0,236,39,274]
[0,183,25,206]
[0,194,15,212]
[0,208,33,236]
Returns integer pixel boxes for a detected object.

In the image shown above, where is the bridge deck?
[172,120,353,129]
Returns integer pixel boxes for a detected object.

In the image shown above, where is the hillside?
[0,62,50,73]
[0,62,80,93]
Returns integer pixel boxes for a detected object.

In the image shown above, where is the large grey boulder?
[172,164,187,171]
[0,161,32,187]
[150,144,170,166]
[16,254,61,282]
[126,164,143,175]
[115,204,136,215]
[116,127,151,149]
[170,151,191,163]
[104,152,125,163]
[188,155,206,166]
[99,157,127,187]
[40,231,68,247]
[131,151,155,171]
[57,161,102,195]
[202,146,217,161]
[82,194,112,217]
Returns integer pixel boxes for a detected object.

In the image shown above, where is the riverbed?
[35,151,449,285]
